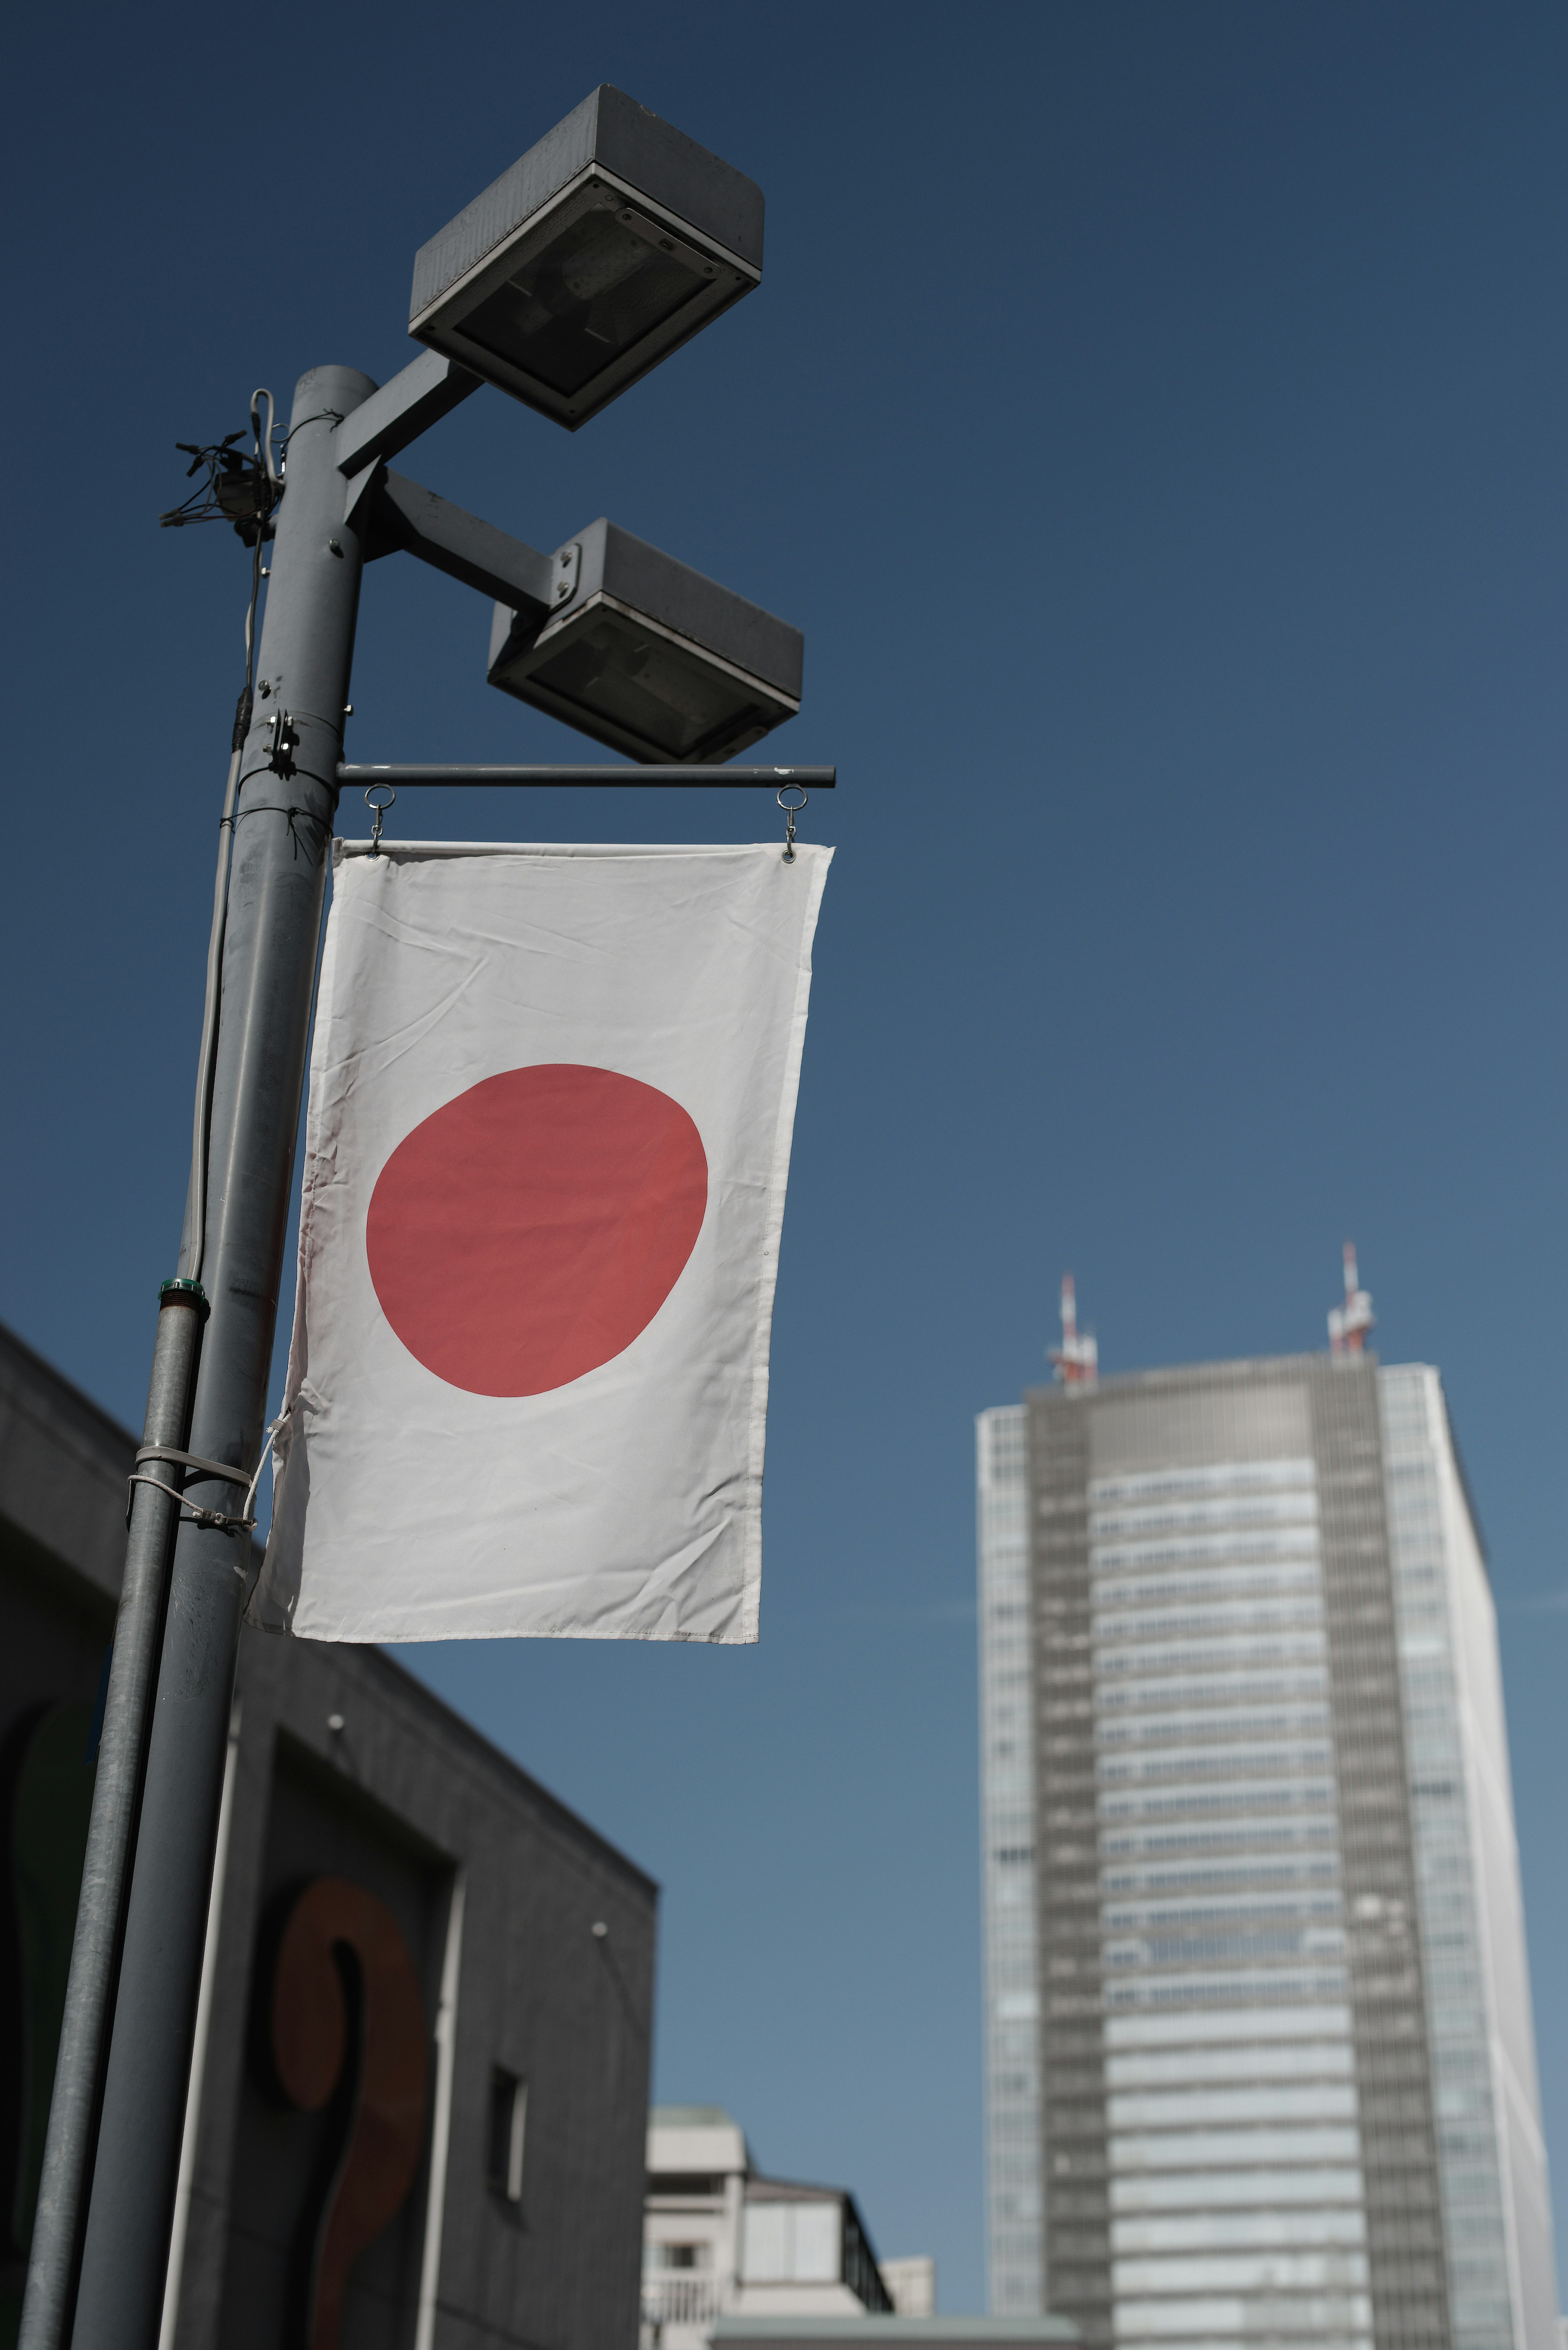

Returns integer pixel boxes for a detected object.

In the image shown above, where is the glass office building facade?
[979,1402,1044,2312]
[977,1353,1557,2350]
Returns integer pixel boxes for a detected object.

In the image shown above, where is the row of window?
[1105,1928,1347,1969]
[1107,2085,1359,2131]
[1094,1583,1325,1634]
[1094,1599,1325,1645]
[1092,1530,1322,1574]
[1099,1787,1339,1831]
[1099,1741,1335,1784]
[1106,2003,1353,2050]
[1111,2250,1369,2294]
[1109,2124,1362,2171]
[1104,1968,1350,2011]
[1107,2041,1356,2090]
[1101,1813,1339,1859]
[1109,2167,1365,2212]
[1098,1670,1331,1713]
[1110,2292,1372,2337]
[1098,1704,1334,1748]
[1089,1462,1316,1504]
[1111,2208,1366,2253]
[1102,1859,1341,1898]
[1103,1891,1345,1932]
[1090,1493,1320,1539]
[1098,1631,1328,1676]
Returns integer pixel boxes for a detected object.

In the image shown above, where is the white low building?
[643,2107,897,2350]
[880,2262,937,2319]
[642,2109,1077,2350]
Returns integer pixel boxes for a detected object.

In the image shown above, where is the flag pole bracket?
[336,763,835,789]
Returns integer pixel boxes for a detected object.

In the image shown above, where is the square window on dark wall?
[488,2068,528,2205]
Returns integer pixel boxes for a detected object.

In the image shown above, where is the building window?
[488,2069,527,2204]
[742,2200,842,2284]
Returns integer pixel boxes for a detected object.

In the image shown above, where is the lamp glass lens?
[461,210,708,395]
[527,609,769,759]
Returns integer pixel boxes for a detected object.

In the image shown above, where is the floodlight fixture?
[488,519,802,765]
[409,87,764,429]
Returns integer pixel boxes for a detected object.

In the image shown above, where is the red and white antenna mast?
[1328,1242,1374,1356]
[1050,1273,1098,1386]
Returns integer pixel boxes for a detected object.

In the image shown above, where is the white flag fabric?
[250,837,831,1644]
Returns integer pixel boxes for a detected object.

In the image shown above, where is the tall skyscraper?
[977,1262,1558,2350]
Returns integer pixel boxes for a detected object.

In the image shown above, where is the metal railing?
[640,2272,728,2328]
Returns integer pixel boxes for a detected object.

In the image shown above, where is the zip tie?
[135,1444,248,1487]
[125,1475,256,1544]
[241,1417,285,1526]
[124,1421,284,1553]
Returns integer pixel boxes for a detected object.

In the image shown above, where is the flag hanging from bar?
[250,837,831,1643]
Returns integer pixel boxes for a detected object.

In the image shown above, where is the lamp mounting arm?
[345,464,554,623]
[330,349,482,478]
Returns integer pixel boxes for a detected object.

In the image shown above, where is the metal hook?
[778,783,808,864]
[364,783,396,854]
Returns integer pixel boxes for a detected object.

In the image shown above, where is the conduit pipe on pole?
[18,1281,206,2350]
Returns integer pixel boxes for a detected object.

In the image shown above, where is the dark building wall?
[0,1320,656,2350]
[0,1329,124,2346]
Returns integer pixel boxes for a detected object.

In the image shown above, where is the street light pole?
[65,365,376,2350]
[23,89,814,2350]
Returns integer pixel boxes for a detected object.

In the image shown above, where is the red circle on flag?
[366,1065,708,1397]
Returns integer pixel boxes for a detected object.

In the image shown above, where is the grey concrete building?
[0,1318,657,2350]
[977,1324,1557,2350]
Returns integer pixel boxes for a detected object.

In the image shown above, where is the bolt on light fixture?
[409,86,764,429]
[487,519,803,764]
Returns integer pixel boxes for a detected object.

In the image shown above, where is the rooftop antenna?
[1050,1273,1098,1386]
[1328,1242,1374,1356]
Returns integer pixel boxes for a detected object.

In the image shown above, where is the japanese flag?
[250,837,831,1643]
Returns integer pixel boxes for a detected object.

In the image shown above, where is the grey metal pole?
[69,364,376,2350]
[18,1280,206,2350]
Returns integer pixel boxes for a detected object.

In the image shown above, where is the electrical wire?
[274,405,342,466]
[158,390,281,536]
[254,388,280,494]
[180,388,277,1285]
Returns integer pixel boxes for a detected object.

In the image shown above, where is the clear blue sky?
[4,0,1565,2315]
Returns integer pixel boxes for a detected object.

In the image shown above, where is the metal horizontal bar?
[336,763,836,788]
[333,350,481,476]
[355,470,555,613]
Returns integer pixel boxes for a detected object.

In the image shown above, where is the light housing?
[409,87,764,430]
[488,519,802,765]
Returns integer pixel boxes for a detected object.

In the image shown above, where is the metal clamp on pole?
[125,1443,262,1538]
